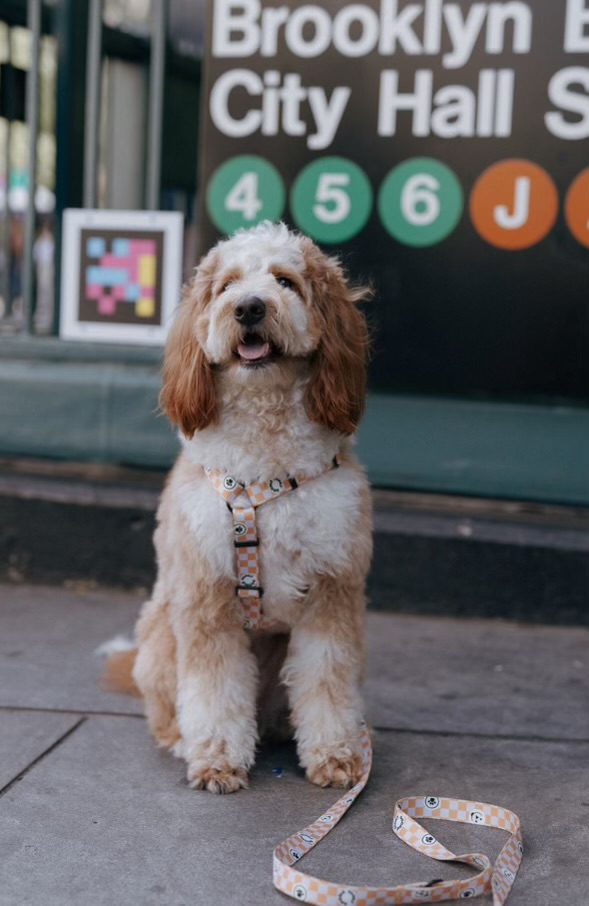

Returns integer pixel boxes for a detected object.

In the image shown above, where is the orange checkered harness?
[206,461,523,904]
[205,455,341,631]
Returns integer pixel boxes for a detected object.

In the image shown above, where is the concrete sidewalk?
[0,584,588,905]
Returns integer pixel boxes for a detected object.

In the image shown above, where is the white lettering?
[210,68,263,136]
[477,69,496,136]
[431,84,476,137]
[495,69,515,136]
[402,174,441,225]
[314,173,352,223]
[423,0,444,53]
[225,172,263,220]
[307,86,352,149]
[378,70,433,136]
[213,0,260,57]
[494,177,530,229]
[333,5,380,57]
[280,73,307,136]
[379,0,423,55]
[285,5,332,58]
[211,0,537,65]
[260,6,289,57]
[565,0,589,52]
[443,3,487,69]
[486,2,532,54]
[210,69,351,149]
[261,70,281,135]
[545,66,589,139]
[378,67,513,138]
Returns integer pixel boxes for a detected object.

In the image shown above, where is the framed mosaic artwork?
[60,209,184,344]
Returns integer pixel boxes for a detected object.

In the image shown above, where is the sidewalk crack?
[372,724,589,745]
[0,704,144,719]
[0,717,86,799]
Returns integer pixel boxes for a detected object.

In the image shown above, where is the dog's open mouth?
[236,333,279,366]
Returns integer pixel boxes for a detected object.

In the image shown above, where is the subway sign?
[199,0,589,402]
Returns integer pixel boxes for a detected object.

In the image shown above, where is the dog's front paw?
[306,748,363,789]
[187,763,249,794]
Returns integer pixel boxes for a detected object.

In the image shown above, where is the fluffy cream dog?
[109,221,372,794]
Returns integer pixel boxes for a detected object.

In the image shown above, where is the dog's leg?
[173,606,259,794]
[133,599,180,750]
[282,577,366,789]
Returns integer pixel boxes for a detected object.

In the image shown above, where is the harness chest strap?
[205,455,341,631]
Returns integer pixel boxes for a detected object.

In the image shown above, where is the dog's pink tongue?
[238,341,270,361]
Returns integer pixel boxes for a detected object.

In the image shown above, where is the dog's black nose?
[234,297,266,326]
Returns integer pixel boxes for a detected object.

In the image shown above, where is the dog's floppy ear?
[159,249,219,437]
[301,238,370,436]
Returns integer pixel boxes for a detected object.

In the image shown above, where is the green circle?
[290,157,373,244]
[378,158,463,247]
[206,156,285,234]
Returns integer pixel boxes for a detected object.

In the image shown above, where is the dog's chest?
[180,467,365,619]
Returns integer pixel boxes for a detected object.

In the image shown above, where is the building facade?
[0,0,587,505]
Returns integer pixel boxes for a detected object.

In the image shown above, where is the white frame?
[59,208,184,345]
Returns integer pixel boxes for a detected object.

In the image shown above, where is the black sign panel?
[198,0,589,403]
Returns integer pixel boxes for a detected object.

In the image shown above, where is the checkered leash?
[206,462,523,904]
[273,719,523,904]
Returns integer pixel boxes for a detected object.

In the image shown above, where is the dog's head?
[160,222,370,437]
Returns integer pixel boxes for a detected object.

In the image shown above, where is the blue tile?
[86,267,128,286]
[86,237,106,258]
[112,239,130,257]
[126,284,140,301]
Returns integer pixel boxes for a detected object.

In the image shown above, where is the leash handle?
[273,723,523,905]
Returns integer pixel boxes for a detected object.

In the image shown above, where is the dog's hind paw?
[187,764,249,794]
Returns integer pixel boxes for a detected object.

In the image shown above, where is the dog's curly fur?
[108,222,373,793]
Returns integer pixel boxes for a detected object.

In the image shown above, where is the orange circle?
[470,160,559,250]
[565,168,589,249]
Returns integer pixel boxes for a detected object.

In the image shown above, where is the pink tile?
[130,240,157,255]
[101,255,130,270]
[97,295,116,316]
[129,254,139,284]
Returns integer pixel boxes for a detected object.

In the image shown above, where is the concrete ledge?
[1,461,587,625]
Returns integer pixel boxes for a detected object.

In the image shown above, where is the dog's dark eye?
[276,275,293,290]
[221,281,234,293]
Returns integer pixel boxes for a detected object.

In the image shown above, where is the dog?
[106,221,372,794]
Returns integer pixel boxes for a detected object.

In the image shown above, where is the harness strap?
[206,456,340,630]
[273,723,523,905]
